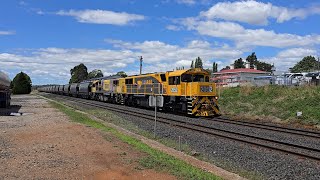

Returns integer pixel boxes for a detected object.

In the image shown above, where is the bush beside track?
[219,85,320,126]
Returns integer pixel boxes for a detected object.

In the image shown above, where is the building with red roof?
[212,63,270,87]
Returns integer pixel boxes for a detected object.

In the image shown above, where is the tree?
[221,66,230,71]
[88,69,103,79]
[206,68,213,75]
[290,56,319,73]
[12,72,32,94]
[245,52,273,72]
[234,58,245,69]
[69,63,88,83]
[10,81,13,89]
[212,62,218,73]
[255,61,274,72]
[246,52,258,69]
[116,71,127,78]
[195,57,203,68]
[190,60,194,68]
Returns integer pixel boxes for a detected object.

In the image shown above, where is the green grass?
[219,85,320,125]
[49,101,222,180]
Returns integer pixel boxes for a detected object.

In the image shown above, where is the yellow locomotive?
[39,68,220,116]
[89,68,220,116]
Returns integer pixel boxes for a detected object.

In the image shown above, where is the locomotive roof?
[84,75,122,82]
[127,72,165,78]
[168,68,209,76]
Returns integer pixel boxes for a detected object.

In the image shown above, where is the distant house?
[212,62,270,87]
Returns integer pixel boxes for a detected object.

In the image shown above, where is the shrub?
[12,72,32,94]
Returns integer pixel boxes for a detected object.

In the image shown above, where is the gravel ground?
[0,95,176,180]
[44,93,320,180]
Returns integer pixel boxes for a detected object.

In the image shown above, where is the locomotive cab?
[166,68,220,116]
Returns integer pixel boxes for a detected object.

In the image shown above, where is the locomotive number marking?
[200,86,213,92]
[171,87,178,93]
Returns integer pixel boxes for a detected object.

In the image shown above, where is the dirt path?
[0,95,176,180]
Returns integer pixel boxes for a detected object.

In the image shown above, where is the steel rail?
[207,117,320,139]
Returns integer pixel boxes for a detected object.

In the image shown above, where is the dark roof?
[84,75,122,82]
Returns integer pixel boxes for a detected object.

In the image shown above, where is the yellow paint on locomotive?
[165,68,214,96]
[103,80,111,91]
[90,80,99,93]
[117,78,125,93]
[121,73,163,95]
[164,68,220,116]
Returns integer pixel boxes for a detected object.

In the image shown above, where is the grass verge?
[219,85,320,126]
[49,100,222,180]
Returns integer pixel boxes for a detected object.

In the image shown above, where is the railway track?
[205,117,320,139]
[44,93,320,161]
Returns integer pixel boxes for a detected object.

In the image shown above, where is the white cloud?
[176,0,195,5]
[1,40,243,84]
[19,1,27,6]
[106,39,242,64]
[201,1,320,25]
[166,25,181,31]
[181,18,320,48]
[56,9,145,25]
[261,48,317,72]
[0,48,136,84]
[277,48,317,59]
[36,10,44,15]
[0,31,15,35]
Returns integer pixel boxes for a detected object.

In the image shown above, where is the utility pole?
[139,56,143,75]
[318,56,320,73]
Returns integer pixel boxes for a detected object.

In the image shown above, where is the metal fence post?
[179,136,181,151]
[154,98,157,138]
[153,83,157,138]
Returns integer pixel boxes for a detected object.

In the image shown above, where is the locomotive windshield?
[181,74,192,82]
[193,75,204,82]
[181,74,209,82]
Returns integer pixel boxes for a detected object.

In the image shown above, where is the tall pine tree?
[190,60,194,68]
[195,57,203,68]
[212,62,218,73]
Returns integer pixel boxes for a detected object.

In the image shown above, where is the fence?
[216,76,320,87]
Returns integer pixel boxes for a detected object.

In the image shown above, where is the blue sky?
[0,0,319,85]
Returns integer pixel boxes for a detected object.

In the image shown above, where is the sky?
[0,0,319,85]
